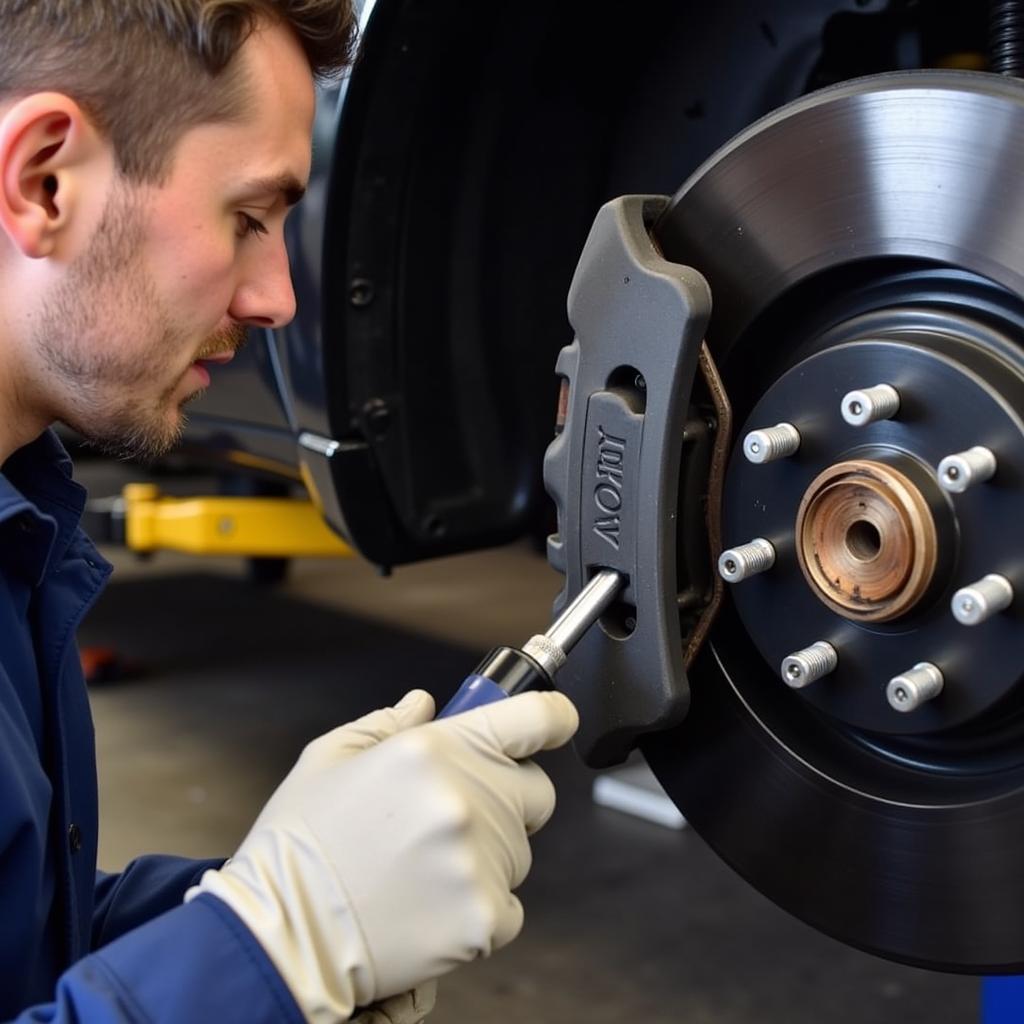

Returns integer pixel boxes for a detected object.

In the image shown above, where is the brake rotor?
[641,71,1024,973]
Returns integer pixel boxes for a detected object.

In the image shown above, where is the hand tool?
[438,569,624,717]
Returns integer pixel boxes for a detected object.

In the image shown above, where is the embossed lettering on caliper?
[594,426,627,550]
[580,391,641,580]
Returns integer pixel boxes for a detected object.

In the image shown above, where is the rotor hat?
[796,459,937,623]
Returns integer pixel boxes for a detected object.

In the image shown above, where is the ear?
[0,93,111,259]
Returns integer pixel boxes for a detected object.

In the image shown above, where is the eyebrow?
[236,173,307,207]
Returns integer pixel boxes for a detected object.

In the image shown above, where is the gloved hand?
[350,981,437,1024]
[187,688,578,1024]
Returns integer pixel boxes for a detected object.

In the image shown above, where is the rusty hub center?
[795,459,938,623]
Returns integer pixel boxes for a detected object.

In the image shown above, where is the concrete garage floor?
[77,470,980,1024]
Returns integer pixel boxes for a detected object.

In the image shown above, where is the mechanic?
[0,2,580,1022]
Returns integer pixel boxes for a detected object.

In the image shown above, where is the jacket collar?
[0,429,90,586]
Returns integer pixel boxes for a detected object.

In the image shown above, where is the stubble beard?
[33,185,246,462]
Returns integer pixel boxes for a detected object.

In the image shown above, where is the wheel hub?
[796,456,938,622]
[723,328,1024,737]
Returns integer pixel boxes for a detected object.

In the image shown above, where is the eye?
[237,212,269,239]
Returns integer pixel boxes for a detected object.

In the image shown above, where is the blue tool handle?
[438,674,510,718]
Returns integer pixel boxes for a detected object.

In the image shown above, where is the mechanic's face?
[34,22,315,460]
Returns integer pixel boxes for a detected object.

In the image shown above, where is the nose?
[228,238,297,328]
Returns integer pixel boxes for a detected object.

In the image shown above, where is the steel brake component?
[637,70,1024,973]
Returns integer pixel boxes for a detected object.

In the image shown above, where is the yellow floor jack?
[79,482,354,682]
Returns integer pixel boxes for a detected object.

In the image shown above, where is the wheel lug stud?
[886,663,943,713]
[951,574,1014,625]
[743,423,800,464]
[718,538,775,583]
[937,446,996,493]
[781,641,837,688]
[841,384,900,427]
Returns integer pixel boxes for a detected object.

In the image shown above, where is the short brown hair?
[0,1,357,182]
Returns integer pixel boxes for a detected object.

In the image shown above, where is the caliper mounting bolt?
[781,641,837,689]
[937,446,997,494]
[841,384,900,427]
[743,423,800,464]
[718,538,776,583]
[951,574,1014,625]
[886,662,944,713]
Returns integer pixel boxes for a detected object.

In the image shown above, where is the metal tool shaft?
[523,570,624,680]
[545,570,623,656]
[442,569,625,717]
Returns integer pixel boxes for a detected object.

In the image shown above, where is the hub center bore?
[796,459,938,623]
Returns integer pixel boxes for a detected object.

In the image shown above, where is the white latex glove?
[187,688,578,1024]
[350,981,437,1024]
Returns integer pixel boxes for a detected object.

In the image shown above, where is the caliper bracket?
[544,195,712,767]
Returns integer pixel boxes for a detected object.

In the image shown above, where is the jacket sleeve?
[92,855,224,948]
[10,895,305,1024]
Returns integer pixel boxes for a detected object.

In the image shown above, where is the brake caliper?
[544,195,721,767]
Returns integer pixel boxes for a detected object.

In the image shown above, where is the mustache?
[194,323,248,361]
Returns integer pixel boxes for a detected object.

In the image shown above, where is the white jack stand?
[592,755,687,831]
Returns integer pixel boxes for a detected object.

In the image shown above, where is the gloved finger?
[515,758,558,837]
[350,980,438,1023]
[410,979,438,1019]
[335,690,436,753]
[506,812,534,889]
[468,691,579,761]
[303,690,436,765]
[490,891,525,952]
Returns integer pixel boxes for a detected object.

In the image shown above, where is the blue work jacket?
[0,431,303,1023]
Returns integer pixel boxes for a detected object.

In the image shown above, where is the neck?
[0,306,52,468]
